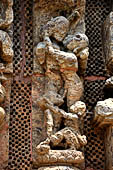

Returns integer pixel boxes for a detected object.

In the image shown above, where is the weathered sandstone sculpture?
[35,3,88,169]
[0,0,13,28]
[33,0,89,169]
[36,16,89,107]
[93,98,113,128]
[0,30,13,64]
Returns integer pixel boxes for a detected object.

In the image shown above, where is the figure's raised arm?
[46,103,78,120]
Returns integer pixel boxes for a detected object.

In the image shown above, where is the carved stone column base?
[38,166,80,170]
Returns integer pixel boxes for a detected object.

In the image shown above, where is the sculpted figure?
[35,6,88,167]
[36,15,89,107]
[36,99,87,154]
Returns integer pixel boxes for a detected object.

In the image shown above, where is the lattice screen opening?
[84,0,110,169]
[8,0,33,169]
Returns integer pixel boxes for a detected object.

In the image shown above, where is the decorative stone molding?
[38,166,80,170]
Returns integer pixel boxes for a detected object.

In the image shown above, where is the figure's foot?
[78,135,87,146]
[50,132,63,146]
[36,143,50,155]
[36,138,50,155]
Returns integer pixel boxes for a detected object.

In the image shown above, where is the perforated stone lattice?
[84,81,106,170]
[84,0,110,169]
[85,0,110,76]
[84,80,105,111]
[13,0,22,75]
[9,0,33,169]
[84,111,105,170]
[13,0,33,77]
[9,81,31,169]
[24,0,33,77]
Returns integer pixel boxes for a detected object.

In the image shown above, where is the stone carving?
[36,98,87,165]
[103,12,113,75]
[34,0,88,169]
[0,0,13,28]
[0,83,6,129]
[36,16,89,107]
[38,166,80,170]
[0,0,13,168]
[105,76,113,89]
[0,30,13,63]
[0,0,13,73]
[93,98,113,128]
[35,10,88,170]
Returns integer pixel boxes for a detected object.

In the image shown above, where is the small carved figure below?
[36,98,87,164]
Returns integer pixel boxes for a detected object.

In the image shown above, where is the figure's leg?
[63,127,80,149]
[45,109,53,138]
[36,138,50,155]
[50,131,64,146]
[67,73,83,107]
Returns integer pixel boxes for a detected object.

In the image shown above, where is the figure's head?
[63,33,89,50]
[43,16,69,42]
[70,101,86,117]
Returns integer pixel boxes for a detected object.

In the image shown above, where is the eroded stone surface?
[36,150,84,165]
[0,30,13,63]
[103,12,113,75]
[94,98,113,127]
[38,166,80,170]
[105,77,113,89]
[0,0,13,168]
[0,0,13,28]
